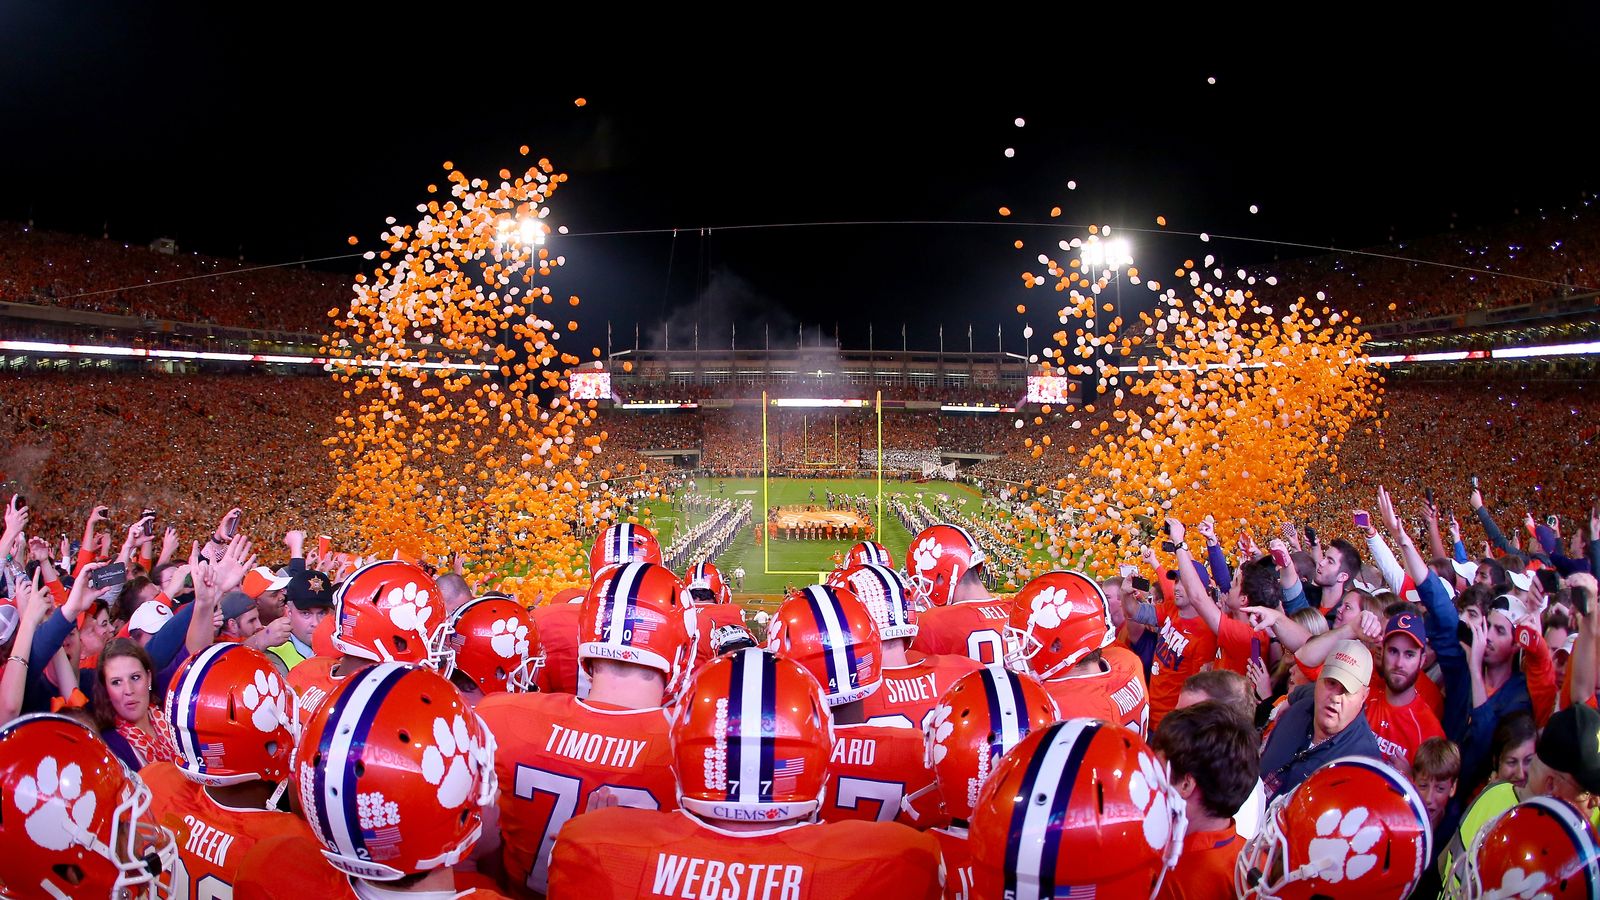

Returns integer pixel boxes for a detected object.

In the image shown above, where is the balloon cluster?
[322,151,655,602]
[1010,230,1384,578]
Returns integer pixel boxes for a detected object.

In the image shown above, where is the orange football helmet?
[578,561,693,696]
[970,719,1186,900]
[589,522,663,575]
[332,560,450,669]
[1237,756,1431,900]
[671,649,833,824]
[766,584,882,705]
[293,663,497,882]
[1005,570,1116,679]
[444,595,539,694]
[1458,796,1599,899]
[165,643,298,791]
[924,666,1060,822]
[905,523,987,609]
[0,713,178,900]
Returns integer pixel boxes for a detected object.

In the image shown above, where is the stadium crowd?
[0,222,347,332]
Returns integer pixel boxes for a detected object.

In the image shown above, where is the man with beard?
[1365,611,1445,771]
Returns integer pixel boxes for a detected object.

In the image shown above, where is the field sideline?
[641,476,984,602]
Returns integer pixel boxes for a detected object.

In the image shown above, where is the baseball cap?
[1383,612,1427,650]
[1507,569,1535,592]
[128,599,174,636]
[220,590,256,623]
[1322,639,1373,693]
[1450,560,1479,584]
[241,566,292,599]
[285,570,335,611]
[1536,704,1600,794]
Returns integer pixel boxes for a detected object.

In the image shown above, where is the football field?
[642,476,983,602]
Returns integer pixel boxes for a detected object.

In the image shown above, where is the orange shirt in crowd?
[862,652,982,729]
[1156,822,1244,900]
[1365,691,1445,770]
[476,692,677,898]
[548,808,944,900]
[1215,614,1270,677]
[1148,602,1218,734]
[911,598,1013,666]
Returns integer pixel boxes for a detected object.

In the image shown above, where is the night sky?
[3,5,1596,350]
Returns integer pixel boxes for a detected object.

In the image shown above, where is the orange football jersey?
[548,807,944,900]
[142,762,314,900]
[476,691,678,898]
[1101,644,1150,737]
[933,826,975,900]
[909,599,1013,665]
[861,653,982,729]
[285,655,352,722]
[689,602,750,670]
[531,602,582,695]
[234,833,512,899]
[820,722,931,826]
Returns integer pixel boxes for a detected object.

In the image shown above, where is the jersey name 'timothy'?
[910,599,1014,666]
[476,691,677,898]
[820,722,931,826]
[861,653,982,729]
[548,807,944,900]
[141,762,315,900]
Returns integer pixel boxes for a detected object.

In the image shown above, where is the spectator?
[1259,638,1382,801]
[93,636,178,770]
[1152,701,1259,900]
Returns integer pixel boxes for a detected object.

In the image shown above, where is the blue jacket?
[1258,683,1382,803]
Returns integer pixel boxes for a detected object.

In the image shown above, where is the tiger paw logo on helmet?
[420,716,479,808]
[1491,868,1552,899]
[1306,807,1382,882]
[489,617,529,660]
[387,582,434,634]
[1027,586,1073,629]
[927,704,955,763]
[1129,751,1175,851]
[14,757,95,852]
[241,669,290,733]
[912,537,943,572]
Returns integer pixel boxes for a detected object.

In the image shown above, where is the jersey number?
[967,629,1004,666]
[831,776,906,823]
[170,858,231,900]
[513,764,661,893]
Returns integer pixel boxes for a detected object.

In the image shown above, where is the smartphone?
[319,535,333,557]
[1271,547,1291,567]
[1164,571,1178,582]
[1457,620,1474,646]
[1547,515,1560,528]
[12,495,24,509]
[223,512,240,538]
[1425,487,1435,507]
[1250,637,1263,666]
[1131,576,1151,592]
[1578,582,1594,617]
[1164,520,1175,539]
[1537,569,1561,594]
[1353,512,1370,529]
[1119,564,1137,578]
[1304,527,1318,546]
[1472,475,1480,489]
[89,562,127,590]
[1161,541,1177,553]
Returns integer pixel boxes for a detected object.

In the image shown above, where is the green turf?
[642,476,984,601]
